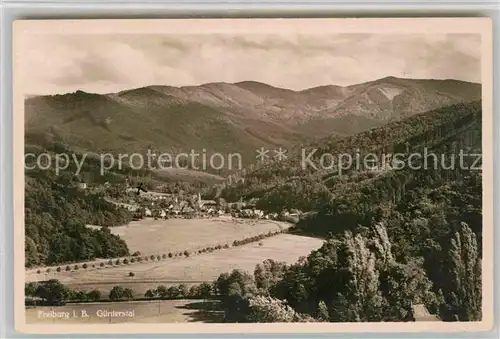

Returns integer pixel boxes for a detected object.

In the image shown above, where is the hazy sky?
[21,33,481,95]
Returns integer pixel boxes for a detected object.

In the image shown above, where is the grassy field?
[110,216,291,255]
[26,217,291,279]
[26,299,223,324]
[31,234,323,296]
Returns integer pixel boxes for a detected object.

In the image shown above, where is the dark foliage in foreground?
[25,167,130,267]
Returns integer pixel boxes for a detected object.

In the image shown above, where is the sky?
[20,33,481,95]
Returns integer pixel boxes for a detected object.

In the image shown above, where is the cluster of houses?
[112,187,302,222]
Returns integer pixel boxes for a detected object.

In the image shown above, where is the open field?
[29,234,323,296]
[26,217,291,277]
[26,299,223,324]
[110,217,291,255]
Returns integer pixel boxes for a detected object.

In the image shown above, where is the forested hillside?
[219,101,481,207]
[209,100,483,322]
[25,163,131,267]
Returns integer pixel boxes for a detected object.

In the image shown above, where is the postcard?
[13,18,493,334]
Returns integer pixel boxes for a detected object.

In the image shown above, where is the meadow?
[110,216,291,255]
[29,234,323,296]
[26,217,292,280]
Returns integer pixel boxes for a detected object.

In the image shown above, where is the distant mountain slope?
[25,77,481,169]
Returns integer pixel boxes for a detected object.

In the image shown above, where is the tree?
[155,285,168,298]
[35,279,71,305]
[370,222,393,267]
[444,222,481,321]
[198,282,214,298]
[254,259,287,295]
[379,259,439,320]
[74,291,87,301]
[109,286,125,301]
[178,284,189,298]
[145,289,156,298]
[87,290,101,301]
[123,288,134,300]
[25,282,38,297]
[330,232,384,322]
[316,300,330,322]
[246,296,299,322]
[189,285,200,298]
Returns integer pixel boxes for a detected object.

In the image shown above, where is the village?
[102,179,301,223]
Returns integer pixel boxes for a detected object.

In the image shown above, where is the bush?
[259,242,263,246]
[123,258,129,265]
[65,266,71,271]
[162,254,167,259]
[82,263,88,269]
[183,250,190,257]
[123,288,134,300]
[74,265,79,270]
[129,272,135,277]
[46,268,51,273]
[36,269,41,274]
[107,259,113,265]
[145,289,156,298]
[109,286,125,301]
[56,267,61,272]
[150,255,155,261]
[130,258,136,263]
[157,255,161,261]
[168,252,173,258]
[92,264,95,268]
[132,251,141,257]
[100,262,105,267]
[87,290,101,301]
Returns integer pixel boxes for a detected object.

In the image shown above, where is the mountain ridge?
[25,76,481,171]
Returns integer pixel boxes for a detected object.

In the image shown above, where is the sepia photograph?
[13,18,493,333]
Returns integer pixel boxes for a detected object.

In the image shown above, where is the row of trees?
[25,280,135,305]
[144,282,215,300]
[232,230,285,247]
[25,280,101,305]
[35,228,288,275]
